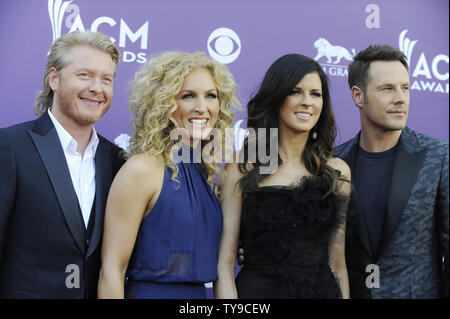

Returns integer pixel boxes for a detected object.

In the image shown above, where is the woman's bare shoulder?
[327,157,351,180]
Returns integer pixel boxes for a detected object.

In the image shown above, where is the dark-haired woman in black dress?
[214,54,351,299]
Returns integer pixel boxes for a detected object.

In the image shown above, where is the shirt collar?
[48,109,99,156]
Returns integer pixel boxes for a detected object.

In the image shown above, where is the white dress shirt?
[48,109,98,228]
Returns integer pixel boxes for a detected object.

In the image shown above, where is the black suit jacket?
[334,127,449,299]
[0,113,124,298]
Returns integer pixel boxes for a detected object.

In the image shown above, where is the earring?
[311,132,318,140]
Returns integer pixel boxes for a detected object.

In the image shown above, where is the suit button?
[291,223,297,230]
[86,238,90,246]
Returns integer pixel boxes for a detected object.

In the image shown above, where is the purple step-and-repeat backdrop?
[0,0,448,145]
[0,0,448,298]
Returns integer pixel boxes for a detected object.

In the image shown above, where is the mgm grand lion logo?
[313,38,355,65]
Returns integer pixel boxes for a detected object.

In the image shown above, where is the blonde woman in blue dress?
[98,51,239,299]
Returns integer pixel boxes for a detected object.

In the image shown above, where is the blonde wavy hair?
[128,51,239,196]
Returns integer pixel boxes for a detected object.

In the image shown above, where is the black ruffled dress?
[235,175,347,299]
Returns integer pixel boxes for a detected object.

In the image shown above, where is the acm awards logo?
[313,30,449,96]
[399,29,449,95]
[48,0,148,63]
[313,38,355,77]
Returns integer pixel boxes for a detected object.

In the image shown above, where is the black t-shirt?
[353,144,398,255]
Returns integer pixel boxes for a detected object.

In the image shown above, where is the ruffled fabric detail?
[240,175,347,298]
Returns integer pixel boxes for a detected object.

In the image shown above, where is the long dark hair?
[238,54,338,193]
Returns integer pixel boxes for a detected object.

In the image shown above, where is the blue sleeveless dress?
[125,149,223,299]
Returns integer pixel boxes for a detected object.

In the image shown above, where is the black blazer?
[334,127,449,299]
[0,113,124,298]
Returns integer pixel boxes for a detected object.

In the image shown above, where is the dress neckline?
[257,175,316,190]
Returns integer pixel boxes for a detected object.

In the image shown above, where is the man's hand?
[237,241,245,267]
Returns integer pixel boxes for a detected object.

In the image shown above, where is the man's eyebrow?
[376,81,410,88]
[73,68,115,76]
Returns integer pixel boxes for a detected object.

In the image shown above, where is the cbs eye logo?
[207,27,241,64]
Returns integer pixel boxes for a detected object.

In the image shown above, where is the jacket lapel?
[344,134,375,259]
[375,127,426,261]
[28,113,86,255]
[87,137,112,257]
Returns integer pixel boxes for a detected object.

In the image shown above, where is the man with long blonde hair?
[0,31,124,298]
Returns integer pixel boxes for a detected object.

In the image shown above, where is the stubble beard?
[60,97,111,128]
